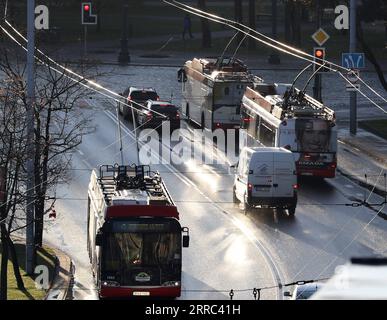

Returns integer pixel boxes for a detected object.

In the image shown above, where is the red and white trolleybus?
[240,82,337,178]
[87,164,190,299]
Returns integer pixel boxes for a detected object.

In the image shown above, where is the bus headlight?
[162,281,180,287]
[102,281,120,287]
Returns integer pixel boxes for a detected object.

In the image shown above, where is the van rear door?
[272,153,295,198]
[249,152,274,199]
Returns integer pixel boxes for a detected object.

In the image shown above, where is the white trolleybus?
[240,82,337,178]
[178,57,257,130]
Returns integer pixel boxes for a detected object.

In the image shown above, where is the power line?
[163,0,387,113]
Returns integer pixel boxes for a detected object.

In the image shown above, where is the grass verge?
[359,119,387,140]
[0,243,57,300]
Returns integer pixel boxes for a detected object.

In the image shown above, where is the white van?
[233,147,298,216]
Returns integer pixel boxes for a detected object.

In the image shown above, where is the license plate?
[255,186,270,192]
[133,291,150,296]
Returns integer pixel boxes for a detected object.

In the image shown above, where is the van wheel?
[288,206,296,217]
[186,103,190,120]
[233,186,239,204]
[243,194,252,214]
[118,103,123,116]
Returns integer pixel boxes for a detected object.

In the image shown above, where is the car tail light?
[146,111,153,120]
[176,112,180,119]
[293,184,298,189]
[156,95,160,101]
[330,162,337,169]
[216,123,220,128]
[248,183,253,191]
[127,95,132,102]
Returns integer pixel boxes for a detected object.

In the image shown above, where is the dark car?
[137,100,181,132]
[118,87,159,121]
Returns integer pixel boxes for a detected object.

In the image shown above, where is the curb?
[339,138,387,167]
[45,247,73,300]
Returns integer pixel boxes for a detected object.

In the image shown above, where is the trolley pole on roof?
[26,0,36,275]
[349,0,357,136]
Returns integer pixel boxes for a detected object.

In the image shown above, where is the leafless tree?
[0,41,94,299]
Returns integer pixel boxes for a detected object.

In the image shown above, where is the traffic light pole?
[84,25,88,58]
[26,0,36,275]
[313,0,322,102]
[349,0,357,135]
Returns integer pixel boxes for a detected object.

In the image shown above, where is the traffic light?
[81,2,97,25]
[313,47,328,72]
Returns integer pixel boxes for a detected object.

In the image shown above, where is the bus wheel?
[288,206,296,217]
[233,186,240,204]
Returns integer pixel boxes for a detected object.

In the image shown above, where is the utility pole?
[26,0,36,275]
[313,0,322,102]
[268,0,280,64]
[349,0,357,135]
[118,1,130,64]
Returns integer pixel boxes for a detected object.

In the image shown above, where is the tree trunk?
[248,0,256,50]
[0,224,9,300]
[284,0,292,43]
[7,237,25,291]
[198,0,212,48]
[357,18,387,91]
[292,2,302,47]
[34,112,43,247]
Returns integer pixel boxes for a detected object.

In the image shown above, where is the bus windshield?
[103,232,181,270]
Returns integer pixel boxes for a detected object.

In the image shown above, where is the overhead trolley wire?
[163,0,387,113]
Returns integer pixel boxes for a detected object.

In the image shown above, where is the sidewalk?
[337,127,387,197]
[45,247,72,300]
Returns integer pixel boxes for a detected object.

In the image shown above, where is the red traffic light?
[315,49,324,58]
[84,4,90,11]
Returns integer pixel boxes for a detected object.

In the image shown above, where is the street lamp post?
[118,2,130,65]
[268,0,280,64]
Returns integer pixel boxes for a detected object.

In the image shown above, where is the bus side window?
[260,120,275,147]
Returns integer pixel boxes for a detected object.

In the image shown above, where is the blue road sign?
[342,53,365,69]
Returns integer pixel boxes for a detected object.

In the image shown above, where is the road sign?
[345,70,360,91]
[347,69,360,83]
[346,83,360,92]
[311,28,330,46]
[342,53,365,69]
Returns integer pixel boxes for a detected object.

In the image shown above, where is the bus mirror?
[183,235,190,248]
[95,231,103,246]
[182,227,190,248]
[177,68,187,83]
